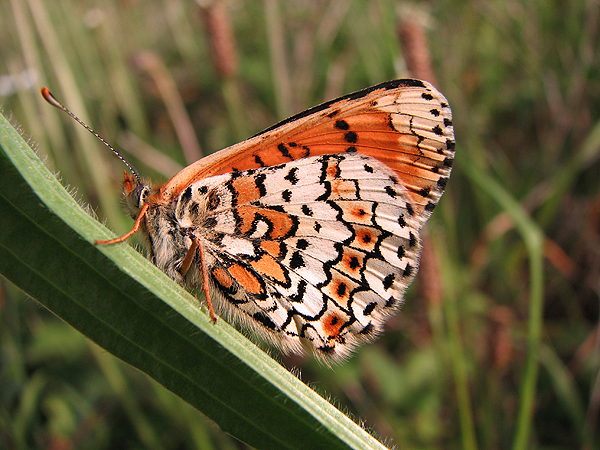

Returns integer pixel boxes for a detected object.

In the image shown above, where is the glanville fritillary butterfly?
[42,79,455,362]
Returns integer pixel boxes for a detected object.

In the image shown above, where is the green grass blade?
[441,261,479,450]
[0,113,388,450]
[459,142,545,450]
[539,344,586,442]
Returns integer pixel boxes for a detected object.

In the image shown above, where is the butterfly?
[42,79,455,362]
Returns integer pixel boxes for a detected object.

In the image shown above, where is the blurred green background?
[1,0,599,449]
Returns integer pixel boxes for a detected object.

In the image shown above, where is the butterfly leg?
[179,237,199,277]
[197,239,217,323]
[95,203,150,245]
[180,236,217,324]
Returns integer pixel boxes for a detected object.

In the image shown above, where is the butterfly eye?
[134,185,150,209]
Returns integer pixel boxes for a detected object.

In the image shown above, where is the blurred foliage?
[1,0,599,449]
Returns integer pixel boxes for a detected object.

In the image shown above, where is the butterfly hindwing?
[173,153,424,361]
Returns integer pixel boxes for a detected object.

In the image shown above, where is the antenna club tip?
[41,87,62,109]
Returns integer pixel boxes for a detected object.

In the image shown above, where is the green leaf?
[0,113,387,450]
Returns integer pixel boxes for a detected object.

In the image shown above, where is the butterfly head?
[122,171,152,220]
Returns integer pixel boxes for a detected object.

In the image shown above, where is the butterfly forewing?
[161,79,454,219]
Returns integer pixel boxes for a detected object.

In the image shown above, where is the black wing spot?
[382,273,395,290]
[278,143,292,159]
[385,186,397,198]
[363,302,377,316]
[418,187,431,198]
[284,167,299,185]
[255,173,267,197]
[282,189,292,202]
[290,251,305,269]
[289,280,307,303]
[398,214,406,228]
[296,238,309,250]
[444,118,453,127]
[403,264,413,277]
[387,115,395,131]
[318,345,336,355]
[364,164,374,173]
[409,232,417,247]
[432,125,443,136]
[344,131,358,143]
[335,120,350,130]
[422,92,434,101]
[302,205,313,216]
[385,296,398,308]
[397,245,406,259]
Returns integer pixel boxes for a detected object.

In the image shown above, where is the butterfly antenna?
[41,87,142,182]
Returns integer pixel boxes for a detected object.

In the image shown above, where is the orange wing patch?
[250,253,287,284]
[230,175,263,205]
[350,225,380,253]
[260,240,285,259]
[322,313,345,339]
[211,267,234,289]
[322,273,358,305]
[336,249,365,279]
[226,263,263,295]
[235,206,296,239]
